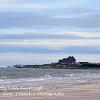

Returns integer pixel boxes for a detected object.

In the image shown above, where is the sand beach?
[0,82,100,100]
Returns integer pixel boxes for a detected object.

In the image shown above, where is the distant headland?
[12,56,100,69]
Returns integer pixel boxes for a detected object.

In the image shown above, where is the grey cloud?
[0,33,84,40]
[0,12,50,28]
[0,12,100,28]
[0,44,99,55]
[63,7,94,14]
[0,32,99,40]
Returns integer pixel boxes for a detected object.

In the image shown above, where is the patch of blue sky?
[85,0,100,9]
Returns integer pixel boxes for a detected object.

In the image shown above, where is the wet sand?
[0,83,100,100]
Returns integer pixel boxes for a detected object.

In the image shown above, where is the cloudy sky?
[0,0,100,66]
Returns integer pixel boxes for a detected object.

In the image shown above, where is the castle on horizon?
[13,56,100,69]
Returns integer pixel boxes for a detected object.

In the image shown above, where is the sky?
[0,0,100,66]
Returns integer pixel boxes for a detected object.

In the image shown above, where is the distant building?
[58,56,76,64]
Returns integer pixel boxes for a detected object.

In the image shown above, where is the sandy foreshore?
[0,83,100,100]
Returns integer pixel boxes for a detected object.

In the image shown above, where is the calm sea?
[0,68,100,87]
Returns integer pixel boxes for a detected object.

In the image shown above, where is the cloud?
[0,32,85,40]
[0,39,99,50]
[0,11,100,29]
[55,31,100,38]
[0,31,100,40]
[0,0,86,9]
[0,0,100,65]
[0,12,50,28]
[0,44,99,55]
[0,0,46,9]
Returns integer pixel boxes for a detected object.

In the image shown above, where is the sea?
[0,68,100,87]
